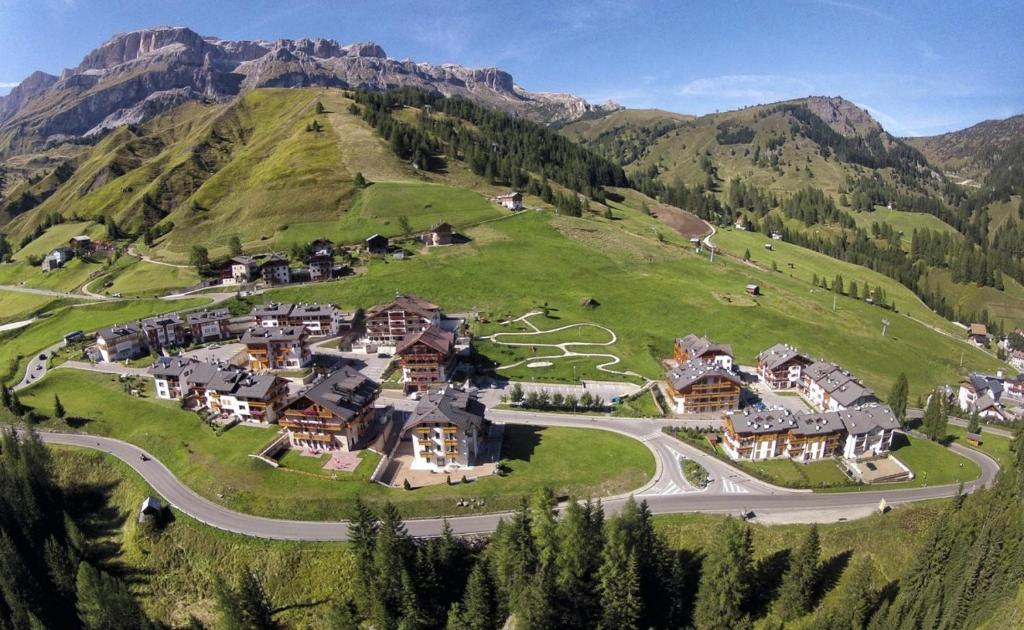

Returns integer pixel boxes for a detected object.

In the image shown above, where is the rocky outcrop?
[0,26,620,156]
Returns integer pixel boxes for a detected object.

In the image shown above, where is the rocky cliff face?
[0,26,619,155]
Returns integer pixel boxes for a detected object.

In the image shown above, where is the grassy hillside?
[255,206,999,399]
[849,206,961,248]
[905,114,1024,180]
[923,268,1024,331]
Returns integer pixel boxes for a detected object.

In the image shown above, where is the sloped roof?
[241,326,307,344]
[836,404,900,435]
[404,387,485,433]
[367,294,441,319]
[185,308,231,324]
[969,323,988,336]
[148,356,197,378]
[253,302,294,319]
[666,359,741,391]
[96,323,140,342]
[676,334,733,360]
[396,325,454,355]
[757,343,812,370]
[293,365,377,422]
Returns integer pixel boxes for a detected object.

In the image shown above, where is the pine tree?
[326,599,360,630]
[354,172,367,188]
[887,373,908,422]
[693,518,753,629]
[743,248,751,261]
[966,410,981,434]
[921,389,946,441]
[459,557,496,630]
[554,499,604,627]
[773,525,820,621]
[488,503,537,618]
[53,395,65,419]
[597,527,642,630]
[229,236,243,257]
[530,487,558,570]
[1,383,11,410]
[75,562,151,630]
[369,503,413,630]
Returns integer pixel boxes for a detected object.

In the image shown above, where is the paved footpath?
[33,406,1000,541]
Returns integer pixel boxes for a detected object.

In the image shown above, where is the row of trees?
[507,384,606,411]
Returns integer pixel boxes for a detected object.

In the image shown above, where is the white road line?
[721,480,751,494]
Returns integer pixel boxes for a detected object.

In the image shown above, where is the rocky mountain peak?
[800,95,882,138]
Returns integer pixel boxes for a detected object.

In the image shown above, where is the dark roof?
[396,325,454,355]
[140,312,184,330]
[676,333,733,360]
[836,405,900,435]
[253,302,294,319]
[260,254,289,268]
[241,326,307,344]
[666,359,741,391]
[96,323,140,342]
[404,387,485,432]
[290,303,338,318]
[964,373,1004,398]
[206,370,282,399]
[295,365,378,421]
[148,357,198,378]
[185,308,231,324]
[229,255,257,265]
[757,343,811,370]
[140,497,161,514]
[729,404,899,437]
[365,233,388,243]
[367,294,441,319]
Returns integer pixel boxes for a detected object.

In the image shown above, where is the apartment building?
[96,323,146,362]
[674,334,734,370]
[665,359,743,414]
[186,309,233,343]
[403,386,486,471]
[241,326,311,370]
[140,313,188,349]
[360,293,443,352]
[756,343,813,390]
[280,366,379,451]
[803,361,877,411]
[395,325,456,393]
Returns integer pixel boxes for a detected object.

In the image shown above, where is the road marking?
[720,480,750,494]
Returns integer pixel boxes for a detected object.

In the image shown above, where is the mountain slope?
[906,114,1024,181]
[0,26,620,157]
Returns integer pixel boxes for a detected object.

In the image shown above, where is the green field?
[0,288,73,324]
[851,206,961,247]
[97,258,200,297]
[924,267,1024,331]
[13,370,655,519]
[259,210,1001,400]
[0,257,106,293]
[820,433,980,493]
[11,220,105,261]
[946,425,1013,471]
[0,297,207,384]
[273,181,504,249]
[737,457,851,488]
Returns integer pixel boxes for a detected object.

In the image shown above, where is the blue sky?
[0,0,1020,135]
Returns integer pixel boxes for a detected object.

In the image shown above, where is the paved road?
[0,283,109,301]
[34,408,999,541]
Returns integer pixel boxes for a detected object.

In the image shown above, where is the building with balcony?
[186,308,233,343]
[665,359,743,414]
[140,312,188,350]
[395,325,455,393]
[756,343,813,390]
[280,366,379,451]
[260,254,291,285]
[802,361,877,412]
[241,326,311,370]
[402,387,485,471]
[148,358,287,423]
[360,293,443,352]
[674,334,734,370]
[96,323,146,362]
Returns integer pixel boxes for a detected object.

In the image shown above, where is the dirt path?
[481,311,649,381]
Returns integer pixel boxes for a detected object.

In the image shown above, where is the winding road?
[34,407,1000,541]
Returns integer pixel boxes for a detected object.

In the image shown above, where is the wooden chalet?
[665,359,742,414]
[396,325,456,392]
[280,366,379,451]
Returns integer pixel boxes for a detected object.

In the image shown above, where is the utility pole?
[881,318,890,337]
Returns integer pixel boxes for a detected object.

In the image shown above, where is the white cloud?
[677,74,816,103]
[0,82,20,88]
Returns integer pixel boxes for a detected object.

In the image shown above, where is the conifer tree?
[488,503,536,619]
[693,517,753,629]
[921,389,946,441]
[887,373,908,422]
[597,523,642,630]
[353,172,367,188]
[773,525,820,621]
[458,557,496,630]
[554,499,603,627]
[368,503,413,630]
[53,395,65,419]
[529,487,558,570]
[76,562,151,630]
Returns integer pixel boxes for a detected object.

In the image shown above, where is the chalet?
[186,308,232,343]
[722,404,899,463]
[1008,374,1024,399]
[241,326,311,370]
[403,386,486,471]
[96,323,146,362]
[68,235,92,252]
[396,325,456,393]
[225,255,259,284]
[674,334,733,370]
[365,234,389,255]
[310,239,334,257]
[958,373,1008,421]
[253,302,294,328]
[757,343,813,390]
[280,366,379,451]
[494,191,523,211]
[360,293,443,352]
[665,359,743,414]
[150,357,201,401]
[148,358,288,423]
[140,312,187,349]
[41,248,70,271]
[969,323,989,346]
[260,254,291,285]
[307,253,333,281]
[424,222,455,246]
[802,361,877,412]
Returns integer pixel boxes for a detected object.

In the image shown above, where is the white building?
[403,387,485,471]
[227,256,259,284]
[96,324,146,362]
[959,373,1010,421]
[148,357,288,423]
[494,191,523,210]
[802,361,877,412]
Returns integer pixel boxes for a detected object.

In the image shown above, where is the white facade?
[842,429,894,460]
[263,264,291,285]
[409,423,481,471]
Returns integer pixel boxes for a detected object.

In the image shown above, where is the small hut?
[139,496,162,524]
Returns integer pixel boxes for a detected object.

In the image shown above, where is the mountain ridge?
[0,26,620,156]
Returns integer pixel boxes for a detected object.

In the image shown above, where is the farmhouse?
[494,191,523,210]
[96,323,146,362]
[225,255,259,284]
[665,359,743,414]
[674,334,734,370]
[260,254,291,285]
[241,326,311,370]
[396,325,456,393]
[140,312,187,349]
[802,361,877,412]
[757,343,813,390]
[68,235,93,252]
[969,323,989,346]
[722,404,900,463]
[360,293,443,352]
[746,284,760,296]
[403,386,486,471]
[307,253,333,281]
[280,366,379,451]
[958,373,1011,421]
[41,248,70,271]
[186,308,232,343]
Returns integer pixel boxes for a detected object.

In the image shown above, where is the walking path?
[0,283,110,301]
[480,311,648,381]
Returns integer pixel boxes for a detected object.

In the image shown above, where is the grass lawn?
[851,207,961,248]
[0,289,74,324]
[99,259,200,297]
[924,267,1024,332]
[0,257,107,293]
[821,433,981,493]
[13,370,655,519]
[11,220,104,261]
[276,447,379,479]
[259,210,1001,400]
[0,297,207,384]
[612,390,665,418]
[946,425,1014,471]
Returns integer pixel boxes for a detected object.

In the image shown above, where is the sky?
[0,0,1021,136]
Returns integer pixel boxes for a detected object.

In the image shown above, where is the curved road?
[36,409,1000,541]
